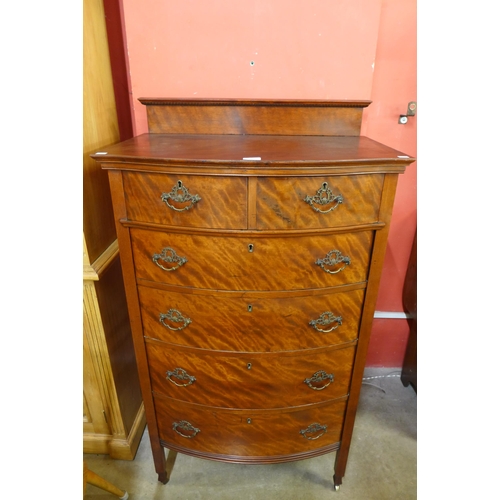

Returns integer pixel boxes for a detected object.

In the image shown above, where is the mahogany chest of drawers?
[93,98,414,491]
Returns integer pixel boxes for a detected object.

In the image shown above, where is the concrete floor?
[84,368,416,500]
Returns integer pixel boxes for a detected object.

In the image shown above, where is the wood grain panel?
[255,174,384,229]
[138,286,365,351]
[83,0,119,263]
[123,172,247,229]
[154,395,347,459]
[146,341,355,408]
[139,99,368,136]
[95,134,413,170]
[131,229,374,291]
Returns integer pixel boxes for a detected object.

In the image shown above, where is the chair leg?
[84,462,128,499]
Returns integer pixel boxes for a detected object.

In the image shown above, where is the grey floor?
[84,368,416,500]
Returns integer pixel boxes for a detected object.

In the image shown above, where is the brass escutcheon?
[152,247,187,272]
[304,370,334,390]
[161,180,201,212]
[159,309,192,331]
[172,420,200,438]
[166,367,197,387]
[304,181,343,213]
[315,249,351,274]
[309,312,343,333]
[299,423,328,440]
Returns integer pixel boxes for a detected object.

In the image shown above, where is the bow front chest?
[93,98,414,490]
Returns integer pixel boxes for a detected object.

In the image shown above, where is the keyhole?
[247,305,252,312]
[248,244,254,253]
[322,182,328,189]
[177,180,183,188]
[247,363,252,370]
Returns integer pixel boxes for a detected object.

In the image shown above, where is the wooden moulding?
[138,98,371,136]
[83,238,120,282]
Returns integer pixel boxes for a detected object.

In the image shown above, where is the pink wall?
[362,0,417,367]
[122,0,383,134]
[117,0,417,367]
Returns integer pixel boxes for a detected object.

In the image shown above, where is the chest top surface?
[93,98,415,173]
[95,133,413,168]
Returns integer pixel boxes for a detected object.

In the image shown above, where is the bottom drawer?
[154,395,347,462]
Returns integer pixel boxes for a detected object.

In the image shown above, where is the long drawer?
[255,174,384,229]
[139,286,365,351]
[154,394,347,460]
[146,341,355,408]
[123,172,247,229]
[131,229,373,290]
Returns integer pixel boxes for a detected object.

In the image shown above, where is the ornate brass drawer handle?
[316,249,351,274]
[152,247,187,271]
[159,309,192,331]
[172,420,200,439]
[304,182,343,213]
[161,180,201,212]
[299,423,328,440]
[309,312,343,333]
[304,370,334,391]
[166,368,197,387]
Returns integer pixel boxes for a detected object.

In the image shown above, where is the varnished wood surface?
[154,394,347,459]
[131,229,373,291]
[122,171,385,231]
[83,0,119,263]
[138,285,365,351]
[142,102,366,136]
[107,169,168,476]
[138,98,370,137]
[93,134,414,170]
[146,340,355,408]
[83,0,145,461]
[94,257,143,434]
[332,174,401,485]
[98,99,415,485]
[255,174,384,229]
[139,97,372,107]
[123,172,247,229]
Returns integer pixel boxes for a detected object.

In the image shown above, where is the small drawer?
[139,286,364,351]
[154,395,347,460]
[255,174,384,229]
[146,341,355,408]
[131,229,373,291]
[123,172,247,229]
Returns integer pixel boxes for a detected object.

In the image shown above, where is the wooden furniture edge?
[83,281,126,438]
[107,169,167,476]
[108,403,147,460]
[139,97,370,136]
[83,238,120,281]
[138,97,372,108]
[333,173,400,485]
[83,399,145,460]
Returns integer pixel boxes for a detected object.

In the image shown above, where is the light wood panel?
[83,0,145,460]
[83,0,119,263]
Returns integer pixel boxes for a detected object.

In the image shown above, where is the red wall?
[362,0,417,366]
[109,0,416,367]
